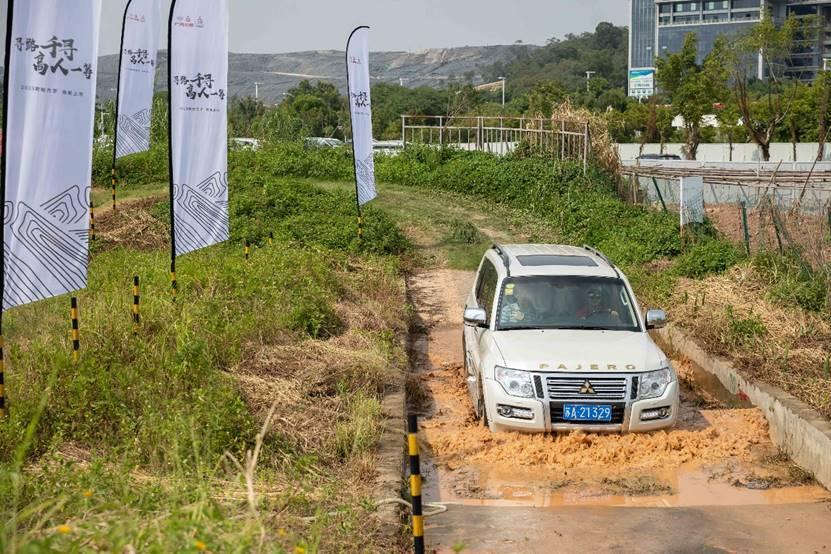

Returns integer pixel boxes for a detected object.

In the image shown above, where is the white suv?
[463,244,679,433]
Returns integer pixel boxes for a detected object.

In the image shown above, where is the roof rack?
[582,245,616,271]
[492,244,511,277]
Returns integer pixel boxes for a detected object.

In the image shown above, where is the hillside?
[94,44,535,103]
[482,22,628,94]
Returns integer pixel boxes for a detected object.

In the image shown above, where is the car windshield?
[496,276,641,331]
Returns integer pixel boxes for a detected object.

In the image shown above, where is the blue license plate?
[563,404,612,422]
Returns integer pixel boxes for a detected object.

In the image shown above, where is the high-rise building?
[628,1,831,98]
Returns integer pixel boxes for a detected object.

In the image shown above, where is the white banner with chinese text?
[169,0,229,256]
[3,0,101,309]
[116,0,162,159]
[346,27,377,206]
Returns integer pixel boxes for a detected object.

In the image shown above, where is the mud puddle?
[408,270,830,510]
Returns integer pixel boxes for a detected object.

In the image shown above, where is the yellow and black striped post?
[89,201,96,241]
[244,240,251,261]
[132,276,141,334]
[70,297,80,363]
[268,232,274,246]
[111,168,117,212]
[408,414,425,554]
[0,335,7,420]
[357,216,364,242]
[170,270,178,300]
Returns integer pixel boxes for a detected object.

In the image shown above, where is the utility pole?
[585,71,596,93]
[254,82,262,100]
[498,76,506,107]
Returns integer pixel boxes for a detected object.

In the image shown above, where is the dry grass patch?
[95,196,169,251]
[671,263,831,418]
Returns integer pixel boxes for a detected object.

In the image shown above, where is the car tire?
[477,379,508,433]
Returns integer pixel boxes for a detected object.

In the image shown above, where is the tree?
[814,71,831,160]
[282,81,345,138]
[655,34,728,160]
[228,96,266,138]
[713,102,745,161]
[727,14,801,161]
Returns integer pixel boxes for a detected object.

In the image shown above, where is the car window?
[475,259,498,315]
[496,276,641,332]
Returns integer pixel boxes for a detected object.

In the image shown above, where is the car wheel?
[476,378,487,426]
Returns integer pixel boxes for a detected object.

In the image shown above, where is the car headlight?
[495,366,535,398]
[639,368,673,400]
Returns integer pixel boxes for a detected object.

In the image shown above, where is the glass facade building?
[628,0,831,96]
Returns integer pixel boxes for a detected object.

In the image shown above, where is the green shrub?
[228,177,410,256]
[673,239,742,279]
[446,219,485,245]
[724,305,767,347]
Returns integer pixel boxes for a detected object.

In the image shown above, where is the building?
[628,0,831,98]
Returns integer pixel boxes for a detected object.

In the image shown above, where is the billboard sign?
[628,68,655,99]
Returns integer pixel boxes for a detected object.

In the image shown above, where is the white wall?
[618,142,831,163]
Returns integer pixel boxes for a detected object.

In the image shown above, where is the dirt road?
[408,269,831,554]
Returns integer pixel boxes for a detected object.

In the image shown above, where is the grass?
[91,182,168,209]
[0,181,409,552]
[316,179,562,271]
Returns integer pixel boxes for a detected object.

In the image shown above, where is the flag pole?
[167,0,178,297]
[0,0,16,420]
[346,25,369,243]
[110,0,134,213]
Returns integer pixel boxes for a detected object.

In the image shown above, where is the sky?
[95,0,628,55]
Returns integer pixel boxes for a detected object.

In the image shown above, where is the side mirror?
[646,309,668,330]
[464,307,488,328]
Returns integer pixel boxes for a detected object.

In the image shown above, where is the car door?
[465,258,498,403]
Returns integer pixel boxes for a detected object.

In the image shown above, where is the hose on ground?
[298,498,448,523]
[374,497,448,517]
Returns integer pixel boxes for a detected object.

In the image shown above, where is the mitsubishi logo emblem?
[580,380,596,395]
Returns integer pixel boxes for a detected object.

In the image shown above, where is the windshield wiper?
[500,326,544,331]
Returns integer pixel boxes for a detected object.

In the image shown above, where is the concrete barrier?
[654,324,831,491]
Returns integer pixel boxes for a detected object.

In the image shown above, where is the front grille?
[550,402,626,425]
[545,376,628,401]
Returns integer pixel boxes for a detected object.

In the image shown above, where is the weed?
[752,251,828,313]
[724,305,767,348]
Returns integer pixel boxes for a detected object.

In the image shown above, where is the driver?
[576,286,620,322]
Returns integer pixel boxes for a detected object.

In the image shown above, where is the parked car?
[636,153,681,160]
[230,138,262,151]
[304,137,344,149]
[463,244,679,433]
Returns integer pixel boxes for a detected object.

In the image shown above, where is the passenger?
[499,283,538,325]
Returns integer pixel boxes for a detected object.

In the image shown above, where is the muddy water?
[409,270,830,511]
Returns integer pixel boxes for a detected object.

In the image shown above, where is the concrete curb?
[373,388,405,535]
[654,324,831,490]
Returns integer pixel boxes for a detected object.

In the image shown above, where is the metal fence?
[400,115,590,167]
[621,164,831,270]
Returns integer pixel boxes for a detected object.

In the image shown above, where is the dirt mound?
[95,196,169,252]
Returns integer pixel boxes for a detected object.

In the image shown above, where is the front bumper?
[484,373,679,433]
